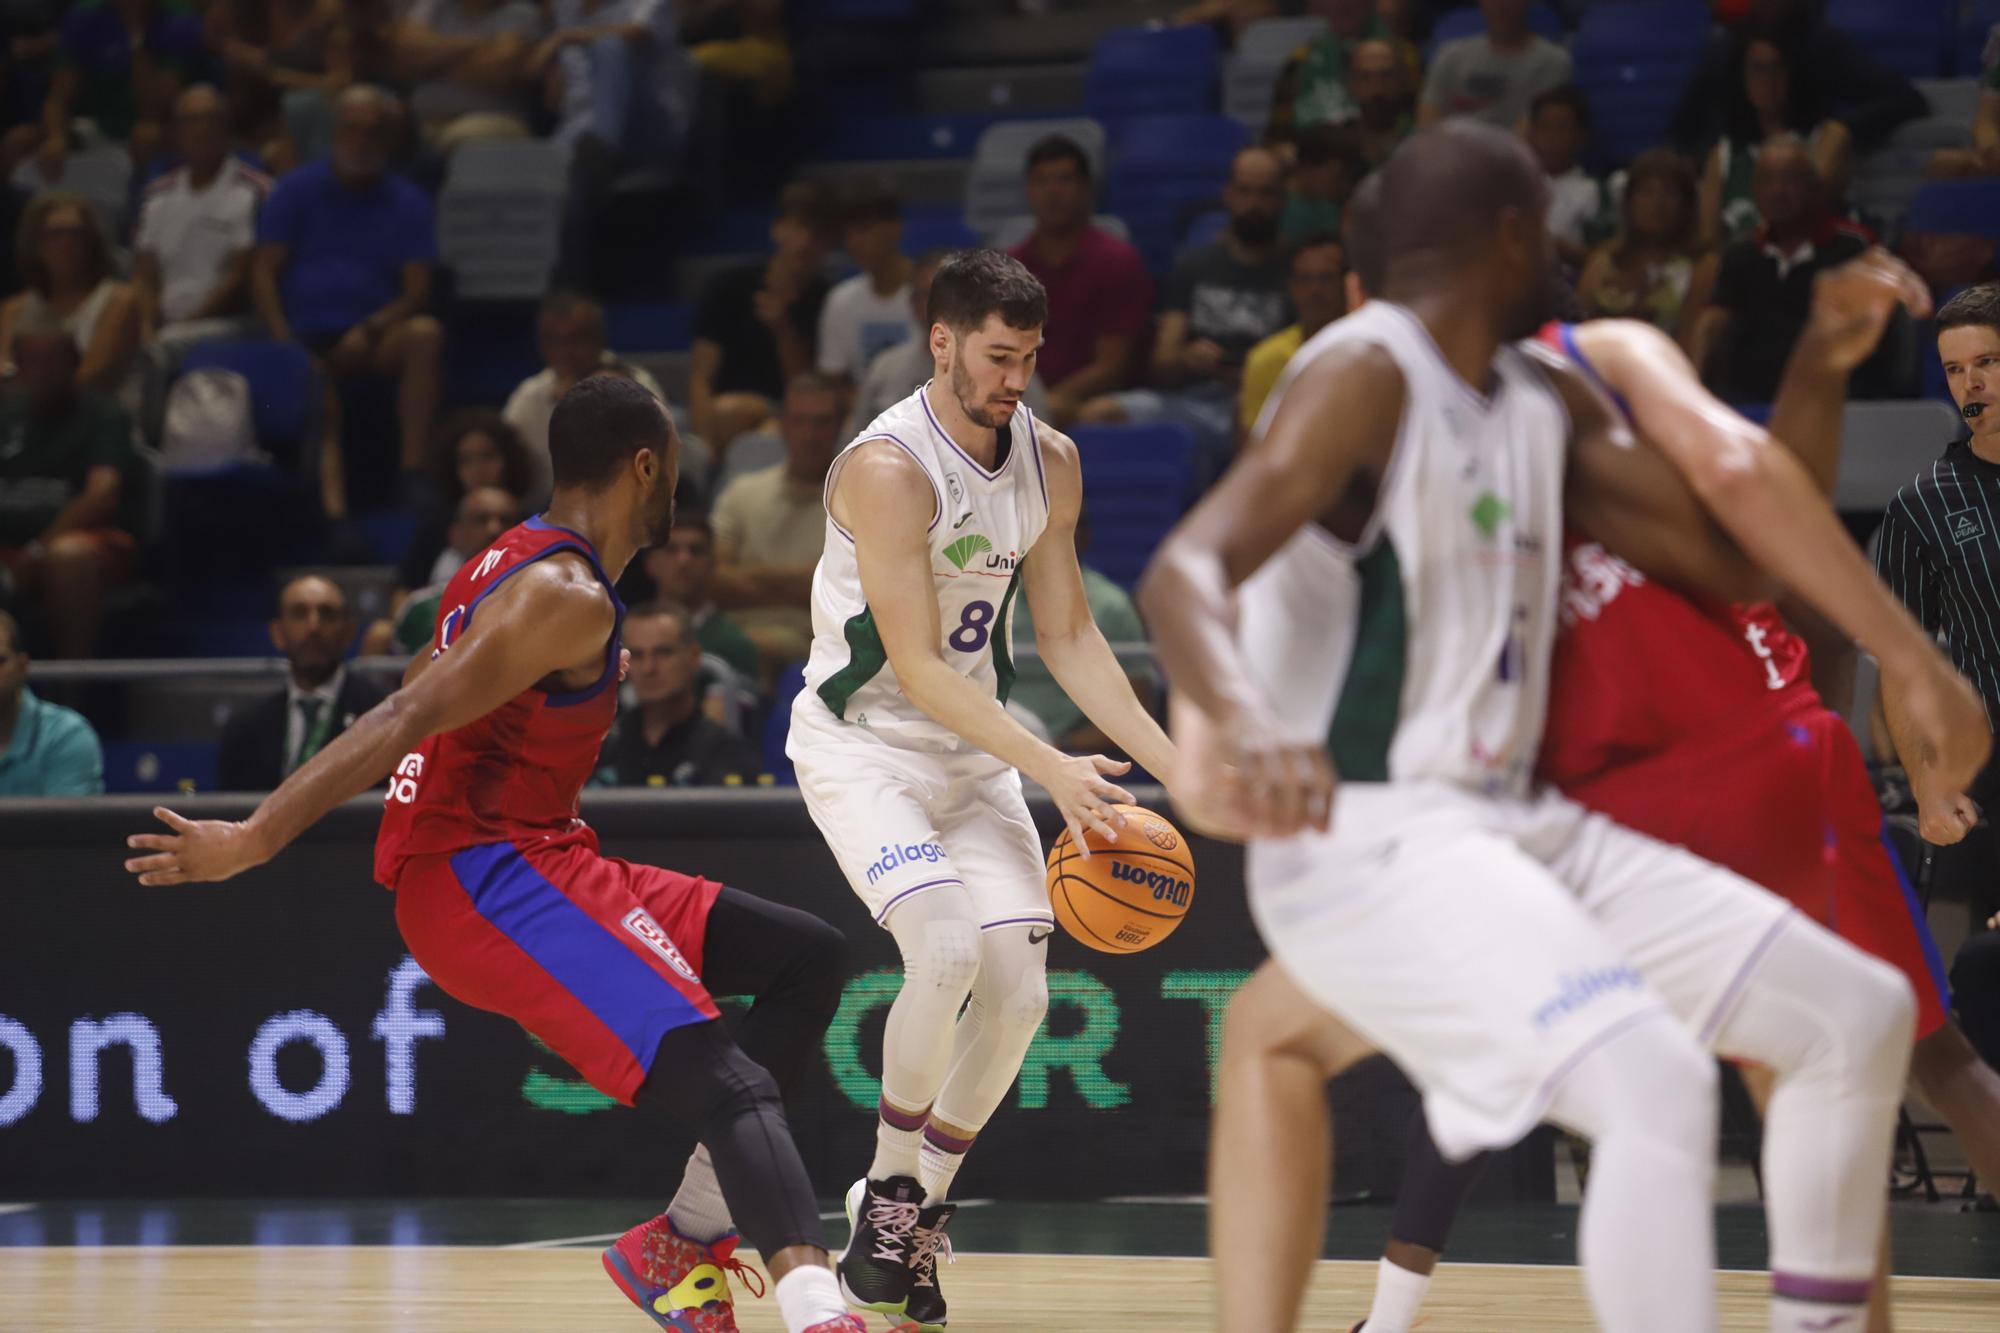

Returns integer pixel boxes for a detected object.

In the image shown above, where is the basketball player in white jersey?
[785,248,1176,1329]
[1141,124,1988,1333]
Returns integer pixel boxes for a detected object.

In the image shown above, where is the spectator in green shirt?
[0,608,105,795]
[0,316,136,658]
[1007,508,1157,756]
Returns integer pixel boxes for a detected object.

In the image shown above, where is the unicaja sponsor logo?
[865,840,950,884]
[1533,966,1643,1029]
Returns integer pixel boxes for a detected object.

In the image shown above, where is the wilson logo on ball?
[1108,861,1191,907]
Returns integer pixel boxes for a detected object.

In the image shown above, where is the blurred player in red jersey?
[124,375,898,1333]
[1194,172,1999,1333]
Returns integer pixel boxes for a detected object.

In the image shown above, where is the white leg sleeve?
[879,887,985,1114]
[931,923,1050,1134]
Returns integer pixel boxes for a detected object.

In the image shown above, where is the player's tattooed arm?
[1018,424,1176,781]
[1139,340,1404,840]
[123,559,616,885]
[832,439,1135,846]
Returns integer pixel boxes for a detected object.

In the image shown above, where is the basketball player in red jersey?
[123,376,898,1333]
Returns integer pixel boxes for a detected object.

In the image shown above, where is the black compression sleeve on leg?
[698,886,848,1093]
[637,1020,829,1255]
[1388,1116,1489,1254]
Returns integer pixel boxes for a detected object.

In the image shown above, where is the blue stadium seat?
[606,303,694,352]
[1086,25,1221,120]
[1102,114,1248,273]
[900,207,980,256]
[1179,209,1227,254]
[1826,0,1949,81]
[177,340,316,452]
[177,615,278,657]
[762,664,807,785]
[819,113,1039,161]
[1067,423,1199,590]
[353,509,422,566]
[1427,3,1563,54]
[101,741,222,795]
[1570,1,1711,168]
[1906,178,2000,238]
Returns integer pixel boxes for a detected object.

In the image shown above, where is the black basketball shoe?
[903,1199,958,1331]
[838,1175,922,1316]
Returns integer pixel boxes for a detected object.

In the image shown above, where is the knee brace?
[899,918,983,1003]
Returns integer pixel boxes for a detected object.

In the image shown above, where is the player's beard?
[642,477,676,546]
[949,357,1013,430]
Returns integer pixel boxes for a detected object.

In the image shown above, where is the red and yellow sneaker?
[602,1214,766,1332]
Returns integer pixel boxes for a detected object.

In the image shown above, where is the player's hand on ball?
[124,807,265,886]
[1037,751,1134,854]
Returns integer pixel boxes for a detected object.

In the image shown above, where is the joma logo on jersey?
[1108,860,1191,907]
[621,908,700,982]
[1949,509,1985,545]
[865,840,949,883]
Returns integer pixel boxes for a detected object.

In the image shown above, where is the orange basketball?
[1044,804,1196,954]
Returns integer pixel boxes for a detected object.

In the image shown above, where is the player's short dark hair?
[1295,123,1369,177]
[1025,134,1091,180]
[927,248,1047,335]
[0,608,20,656]
[549,372,673,491]
[1938,284,2000,339]
[841,178,902,227]
[1530,83,1591,130]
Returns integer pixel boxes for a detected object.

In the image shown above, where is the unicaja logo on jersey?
[866,840,949,883]
[943,534,992,570]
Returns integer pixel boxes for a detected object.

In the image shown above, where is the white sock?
[916,1125,973,1204]
[665,1146,733,1243]
[774,1262,848,1332]
[869,1104,924,1182]
[1770,1294,1867,1332]
[1362,1257,1432,1333]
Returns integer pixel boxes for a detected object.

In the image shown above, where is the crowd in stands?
[0,0,1998,803]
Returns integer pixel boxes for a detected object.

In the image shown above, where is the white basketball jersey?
[797,384,1052,750]
[1238,301,1569,798]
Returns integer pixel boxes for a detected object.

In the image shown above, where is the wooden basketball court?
[4,1245,1995,1330]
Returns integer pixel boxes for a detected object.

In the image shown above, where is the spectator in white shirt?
[1528,84,1604,272]
[133,84,270,350]
[816,179,915,389]
[501,288,676,497]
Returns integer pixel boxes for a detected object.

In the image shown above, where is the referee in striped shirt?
[1876,283,2000,873]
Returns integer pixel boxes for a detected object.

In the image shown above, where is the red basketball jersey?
[374,516,625,887]
[1539,535,1819,791]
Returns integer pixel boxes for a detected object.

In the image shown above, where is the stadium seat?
[1570,1,1711,168]
[1427,3,1563,54]
[437,141,570,301]
[1915,77,1982,130]
[1906,178,2000,239]
[964,117,1108,235]
[605,303,694,353]
[1067,423,1199,590]
[1102,115,1248,274]
[1224,16,1329,132]
[819,113,1037,162]
[1826,0,1949,81]
[174,339,318,475]
[761,663,807,785]
[1085,25,1221,121]
[1833,400,1966,513]
[899,207,981,256]
[101,741,222,795]
[1850,111,1976,233]
[11,146,132,235]
[1179,209,1227,255]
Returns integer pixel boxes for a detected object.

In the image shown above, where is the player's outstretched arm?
[1137,341,1406,841]
[124,562,616,885]
[1017,424,1176,781]
[1582,318,1990,804]
[833,440,1134,848]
